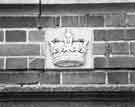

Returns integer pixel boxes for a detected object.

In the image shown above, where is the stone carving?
[48,29,89,67]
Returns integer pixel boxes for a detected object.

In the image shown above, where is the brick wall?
[1,2,135,92]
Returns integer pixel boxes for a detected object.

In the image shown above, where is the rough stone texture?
[0,72,40,84]
[62,72,105,84]
[0,44,40,56]
[29,30,45,42]
[110,42,129,55]
[94,30,125,41]
[6,30,26,42]
[61,16,104,27]
[40,72,60,84]
[29,58,45,69]
[108,72,128,84]
[6,58,27,69]
[93,43,106,55]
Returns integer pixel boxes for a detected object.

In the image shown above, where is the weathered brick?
[0,31,4,41]
[126,29,135,40]
[0,72,40,84]
[62,72,105,84]
[94,30,124,41]
[40,72,60,84]
[6,58,27,69]
[0,58,4,69]
[108,72,128,84]
[105,14,126,27]
[29,58,45,69]
[0,44,40,56]
[29,30,45,42]
[6,30,26,42]
[126,15,135,26]
[39,16,60,27]
[93,43,106,55]
[130,72,135,84]
[94,57,108,68]
[62,15,104,27]
[0,17,37,28]
[130,42,135,55]
[110,42,129,55]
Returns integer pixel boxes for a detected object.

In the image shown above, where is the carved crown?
[48,29,89,67]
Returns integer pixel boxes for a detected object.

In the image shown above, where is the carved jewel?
[48,29,89,67]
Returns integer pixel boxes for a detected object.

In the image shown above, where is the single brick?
[0,58,4,69]
[62,72,105,84]
[93,43,106,55]
[6,30,26,42]
[94,57,108,68]
[62,15,104,27]
[0,17,37,28]
[29,30,45,42]
[94,30,124,41]
[0,31,4,41]
[0,44,40,56]
[130,42,135,55]
[0,72,40,84]
[29,58,45,69]
[40,72,60,84]
[108,72,128,84]
[6,58,27,69]
[126,15,135,26]
[126,29,135,40]
[130,72,135,84]
[110,42,129,55]
[39,16,60,27]
[105,14,126,27]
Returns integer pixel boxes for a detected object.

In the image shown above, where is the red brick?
[130,72,135,84]
[93,43,106,55]
[110,42,129,55]
[108,72,128,84]
[6,30,26,42]
[29,30,45,42]
[126,29,135,40]
[62,15,104,27]
[94,30,124,41]
[62,72,105,84]
[0,44,40,56]
[126,15,135,26]
[0,17,37,28]
[39,16,60,27]
[29,58,45,69]
[94,57,108,68]
[105,14,126,27]
[40,72,60,84]
[6,58,27,69]
[0,72,40,84]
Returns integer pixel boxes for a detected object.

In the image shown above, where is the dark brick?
[0,17,37,28]
[130,72,135,84]
[6,30,26,42]
[126,29,135,40]
[130,42,135,55]
[0,58,4,69]
[0,44,40,56]
[110,42,129,55]
[126,15,135,26]
[93,43,106,55]
[108,72,128,84]
[6,58,27,69]
[39,16,60,27]
[29,30,45,42]
[0,72,40,84]
[105,14,126,27]
[29,58,45,69]
[94,57,108,68]
[62,15,104,27]
[0,31,4,41]
[94,30,124,41]
[40,72,60,84]
[62,72,105,84]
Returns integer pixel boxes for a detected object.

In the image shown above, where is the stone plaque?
[45,28,93,69]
